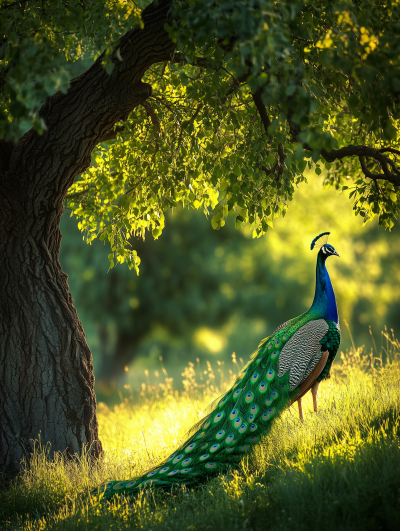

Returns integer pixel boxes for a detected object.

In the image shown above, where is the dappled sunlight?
[193,327,227,353]
[2,331,399,530]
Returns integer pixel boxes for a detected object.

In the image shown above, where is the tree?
[1,0,399,476]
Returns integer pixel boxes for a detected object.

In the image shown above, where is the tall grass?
[1,330,400,531]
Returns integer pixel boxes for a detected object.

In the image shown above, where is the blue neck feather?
[310,251,339,324]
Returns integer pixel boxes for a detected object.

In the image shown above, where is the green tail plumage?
[96,315,335,500]
[96,234,341,500]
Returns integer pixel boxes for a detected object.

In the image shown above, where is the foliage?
[0,0,144,138]
[1,333,400,530]
[60,175,400,383]
[2,1,400,271]
[64,0,400,271]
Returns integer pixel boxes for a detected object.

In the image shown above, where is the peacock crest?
[310,232,330,250]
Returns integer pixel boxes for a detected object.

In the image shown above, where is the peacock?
[96,232,341,500]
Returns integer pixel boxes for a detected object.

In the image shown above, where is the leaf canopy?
[2,0,400,272]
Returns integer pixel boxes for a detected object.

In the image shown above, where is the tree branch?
[170,52,251,106]
[98,125,125,143]
[170,52,212,69]
[141,101,161,132]
[310,144,400,186]
[6,0,176,217]
[251,88,272,141]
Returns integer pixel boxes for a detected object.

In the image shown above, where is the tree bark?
[0,0,175,476]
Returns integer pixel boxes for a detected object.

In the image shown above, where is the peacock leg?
[311,381,320,413]
[297,398,304,421]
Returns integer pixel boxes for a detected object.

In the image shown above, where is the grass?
[1,329,400,531]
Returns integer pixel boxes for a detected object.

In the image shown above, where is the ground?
[1,332,400,531]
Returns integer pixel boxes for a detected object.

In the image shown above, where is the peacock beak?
[332,250,340,257]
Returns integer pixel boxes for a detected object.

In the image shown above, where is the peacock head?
[320,243,340,258]
[310,232,340,259]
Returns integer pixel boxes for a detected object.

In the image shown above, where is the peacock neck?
[310,252,339,324]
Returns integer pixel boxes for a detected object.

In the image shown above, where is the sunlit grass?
[1,330,400,530]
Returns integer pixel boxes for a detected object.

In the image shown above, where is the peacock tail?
[96,233,341,500]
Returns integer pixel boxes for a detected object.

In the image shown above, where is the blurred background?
[60,173,400,404]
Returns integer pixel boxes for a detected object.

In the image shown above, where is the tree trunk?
[0,208,101,476]
[0,0,174,476]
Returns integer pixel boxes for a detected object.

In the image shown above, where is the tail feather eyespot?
[245,392,254,403]
[225,433,235,445]
[251,372,259,384]
[185,443,196,453]
[219,396,229,407]
[259,382,267,393]
[112,482,126,490]
[250,404,259,416]
[210,443,220,453]
[214,412,224,423]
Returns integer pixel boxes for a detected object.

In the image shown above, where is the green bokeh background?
[60,173,400,403]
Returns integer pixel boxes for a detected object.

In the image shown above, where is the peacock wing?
[277,318,330,392]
